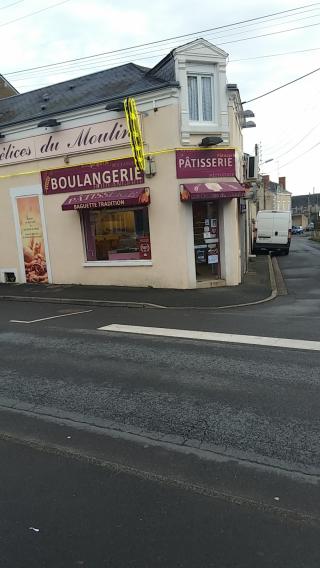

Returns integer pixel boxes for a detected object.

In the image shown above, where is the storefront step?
[196,279,226,289]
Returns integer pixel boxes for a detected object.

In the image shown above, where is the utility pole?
[276,161,280,211]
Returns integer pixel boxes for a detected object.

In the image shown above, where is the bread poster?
[16,196,48,283]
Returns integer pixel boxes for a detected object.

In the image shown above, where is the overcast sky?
[1,0,320,195]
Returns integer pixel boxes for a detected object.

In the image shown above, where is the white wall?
[219,199,241,285]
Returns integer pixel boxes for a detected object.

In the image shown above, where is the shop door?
[193,202,220,280]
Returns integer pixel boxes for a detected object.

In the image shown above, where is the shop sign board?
[0,118,130,167]
[176,149,236,178]
[41,157,144,195]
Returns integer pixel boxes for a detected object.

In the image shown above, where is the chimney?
[262,175,270,189]
[279,176,286,190]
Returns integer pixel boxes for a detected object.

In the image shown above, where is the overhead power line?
[9,18,320,88]
[0,0,25,9]
[280,140,320,167]
[219,19,320,46]
[11,16,320,83]
[230,45,320,62]
[9,8,320,81]
[262,86,320,153]
[267,120,320,161]
[242,66,320,103]
[0,0,71,29]
[3,2,320,77]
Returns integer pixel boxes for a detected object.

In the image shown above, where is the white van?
[253,210,292,255]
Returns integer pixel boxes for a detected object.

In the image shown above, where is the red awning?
[62,187,150,211]
[180,181,245,202]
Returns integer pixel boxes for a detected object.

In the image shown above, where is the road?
[0,235,319,566]
[1,434,319,568]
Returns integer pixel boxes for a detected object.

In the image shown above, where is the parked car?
[292,225,304,235]
[253,210,292,255]
[306,222,315,231]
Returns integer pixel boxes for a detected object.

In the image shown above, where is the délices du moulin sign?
[0,118,130,166]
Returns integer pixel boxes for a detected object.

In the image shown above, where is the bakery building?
[0,39,250,289]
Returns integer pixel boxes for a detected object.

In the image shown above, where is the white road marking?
[10,309,92,324]
[98,324,320,352]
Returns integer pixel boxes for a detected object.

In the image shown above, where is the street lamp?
[198,136,223,147]
[242,120,256,128]
[261,158,280,175]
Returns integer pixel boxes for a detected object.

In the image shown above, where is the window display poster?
[208,247,219,264]
[209,218,218,239]
[138,236,152,259]
[16,196,48,283]
[196,248,207,263]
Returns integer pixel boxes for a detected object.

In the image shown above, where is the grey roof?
[292,193,320,208]
[0,62,178,128]
[267,181,291,194]
[268,181,280,193]
[147,52,176,83]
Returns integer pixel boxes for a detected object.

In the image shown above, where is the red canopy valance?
[62,187,150,210]
[180,182,245,201]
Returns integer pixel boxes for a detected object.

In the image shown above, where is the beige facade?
[259,175,291,212]
[265,190,291,212]
[0,39,246,289]
[292,213,308,228]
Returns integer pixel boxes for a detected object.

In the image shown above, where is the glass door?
[193,201,220,280]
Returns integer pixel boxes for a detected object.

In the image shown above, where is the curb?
[271,256,288,296]
[0,400,318,482]
[268,254,277,296]
[0,257,279,311]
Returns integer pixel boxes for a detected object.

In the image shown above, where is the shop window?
[187,74,214,122]
[82,207,151,262]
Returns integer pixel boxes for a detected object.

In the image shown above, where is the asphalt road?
[2,435,320,568]
[0,320,319,470]
[0,234,319,566]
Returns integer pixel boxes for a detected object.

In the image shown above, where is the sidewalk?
[0,256,273,309]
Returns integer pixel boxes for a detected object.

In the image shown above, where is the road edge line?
[0,295,166,309]
[0,258,278,311]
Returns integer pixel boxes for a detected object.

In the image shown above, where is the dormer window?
[175,40,228,142]
[187,74,214,122]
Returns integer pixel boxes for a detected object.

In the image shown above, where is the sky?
[1,0,320,195]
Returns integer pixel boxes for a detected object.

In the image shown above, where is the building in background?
[261,176,292,212]
[0,39,249,289]
[291,193,320,228]
[292,213,308,229]
[243,147,292,253]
